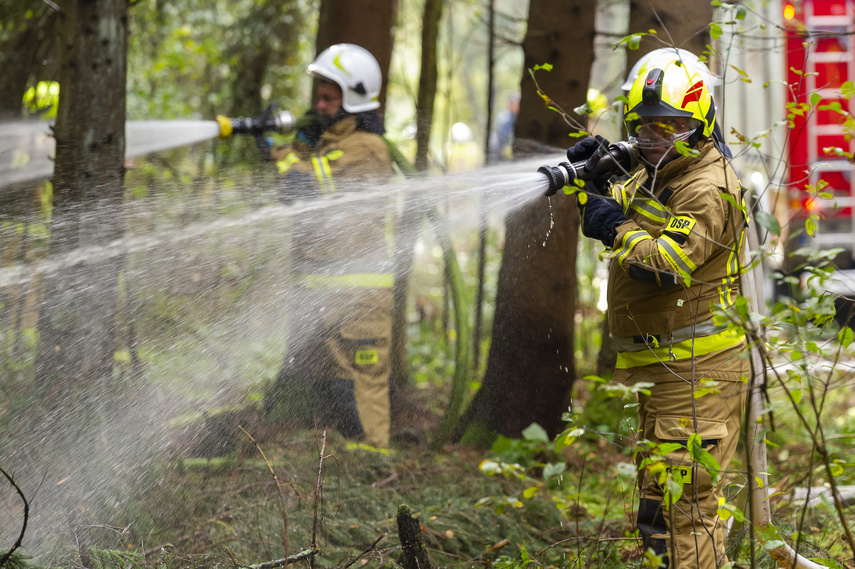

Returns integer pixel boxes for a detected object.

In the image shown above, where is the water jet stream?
[0,120,223,187]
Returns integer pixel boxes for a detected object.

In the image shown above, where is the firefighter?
[266,43,396,449]
[569,54,749,568]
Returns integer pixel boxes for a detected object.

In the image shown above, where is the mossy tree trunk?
[34,0,129,552]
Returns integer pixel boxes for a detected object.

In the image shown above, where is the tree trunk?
[315,0,398,113]
[456,0,595,442]
[626,0,713,79]
[414,0,443,171]
[390,0,442,393]
[34,0,129,537]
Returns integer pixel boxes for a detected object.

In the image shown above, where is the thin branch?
[311,431,327,569]
[239,425,289,558]
[0,466,28,568]
[338,532,388,569]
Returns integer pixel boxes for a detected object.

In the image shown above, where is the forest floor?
[115,385,643,569]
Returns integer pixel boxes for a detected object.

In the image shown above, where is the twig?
[224,546,240,566]
[0,466,28,568]
[249,549,319,569]
[239,425,289,558]
[339,532,388,569]
[311,431,327,569]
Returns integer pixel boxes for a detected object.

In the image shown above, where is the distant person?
[265,43,396,449]
[489,92,520,161]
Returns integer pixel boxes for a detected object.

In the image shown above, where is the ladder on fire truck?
[789,0,855,264]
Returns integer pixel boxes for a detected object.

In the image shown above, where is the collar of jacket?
[320,114,360,143]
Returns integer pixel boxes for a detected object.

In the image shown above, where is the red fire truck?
[784,0,855,269]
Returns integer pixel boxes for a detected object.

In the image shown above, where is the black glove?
[577,191,628,248]
[566,135,612,195]
[295,110,323,147]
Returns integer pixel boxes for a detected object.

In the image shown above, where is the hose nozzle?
[216,106,296,139]
[538,140,638,196]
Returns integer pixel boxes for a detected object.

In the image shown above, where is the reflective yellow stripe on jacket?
[276,152,301,173]
[615,327,746,369]
[311,149,344,193]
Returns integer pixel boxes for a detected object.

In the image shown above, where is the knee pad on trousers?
[314,378,364,439]
[637,497,669,568]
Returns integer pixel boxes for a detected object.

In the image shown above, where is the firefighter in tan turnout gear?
[267,43,396,449]
[568,53,748,568]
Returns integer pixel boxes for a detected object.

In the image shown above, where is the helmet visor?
[627,116,702,150]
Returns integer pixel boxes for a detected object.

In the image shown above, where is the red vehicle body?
[784,0,855,268]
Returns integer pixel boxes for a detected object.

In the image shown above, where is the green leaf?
[657,442,683,456]
[555,427,585,452]
[806,216,818,237]
[710,23,722,40]
[523,486,539,499]
[810,92,822,106]
[754,210,781,235]
[791,388,802,404]
[543,462,566,480]
[522,423,550,443]
[839,326,854,348]
[842,80,855,99]
[629,35,641,50]
[533,63,553,72]
[736,5,747,19]
[675,139,700,157]
[666,478,683,503]
[574,102,593,116]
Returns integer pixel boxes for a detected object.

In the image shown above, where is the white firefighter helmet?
[307,43,382,113]
[620,48,721,92]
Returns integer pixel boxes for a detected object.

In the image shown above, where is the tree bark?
[315,0,398,113]
[414,0,443,171]
[626,0,713,80]
[397,504,432,569]
[456,0,595,442]
[35,0,129,479]
[31,0,129,553]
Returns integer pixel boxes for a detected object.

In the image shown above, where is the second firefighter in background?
[266,43,396,449]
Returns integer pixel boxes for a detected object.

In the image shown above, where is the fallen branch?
[249,549,319,569]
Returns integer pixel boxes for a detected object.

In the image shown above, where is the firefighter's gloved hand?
[566,135,607,162]
[295,110,323,147]
[567,135,612,195]
[577,191,627,248]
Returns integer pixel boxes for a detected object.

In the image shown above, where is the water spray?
[536,140,638,196]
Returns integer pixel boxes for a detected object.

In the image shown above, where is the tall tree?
[456,0,596,441]
[315,0,398,111]
[390,0,444,393]
[34,0,129,546]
